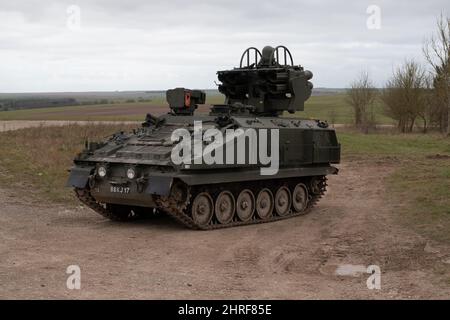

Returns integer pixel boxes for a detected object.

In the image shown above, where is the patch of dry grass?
[0,123,135,203]
[387,159,450,243]
[338,130,450,243]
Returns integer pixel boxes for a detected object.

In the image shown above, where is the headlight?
[97,166,107,178]
[127,167,136,180]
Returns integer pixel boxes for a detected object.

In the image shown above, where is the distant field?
[0,93,395,125]
[0,102,154,121]
[290,94,395,125]
[0,95,225,121]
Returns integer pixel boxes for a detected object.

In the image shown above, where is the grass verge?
[337,130,450,243]
[338,131,450,157]
[0,123,135,203]
[386,159,450,243]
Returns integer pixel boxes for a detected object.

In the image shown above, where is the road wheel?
[274,186,291,216]
[292,183,308,213]
[236,189,255,222]
[192,192,214,227]
[256,188,274,220]
[215,191,235,224]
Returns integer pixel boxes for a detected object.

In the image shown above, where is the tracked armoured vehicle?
[67,45,340,229]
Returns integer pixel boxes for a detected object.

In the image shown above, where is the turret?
[216,45,313,115]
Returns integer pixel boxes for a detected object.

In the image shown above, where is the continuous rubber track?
[75,176,327,230]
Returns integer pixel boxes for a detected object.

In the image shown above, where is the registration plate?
[110,186,131,194]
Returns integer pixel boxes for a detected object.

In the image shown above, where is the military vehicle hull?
[67,45,341,229]
[68,114,339,229]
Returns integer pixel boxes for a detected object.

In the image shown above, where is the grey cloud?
[0,0,448,91]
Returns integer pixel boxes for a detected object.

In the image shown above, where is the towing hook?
[136,176,146,193]
[88,175,96,189]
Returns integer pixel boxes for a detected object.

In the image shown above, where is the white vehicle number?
[110,186,130,194]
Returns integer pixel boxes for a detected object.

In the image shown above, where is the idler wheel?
[292,183,308,213]
[215,191,235,224]
[274,186,292,216]
[256,188,274,220]
[236,189,255,222]
[309,177,323,195]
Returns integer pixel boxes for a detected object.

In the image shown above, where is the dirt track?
[1,160,449,299]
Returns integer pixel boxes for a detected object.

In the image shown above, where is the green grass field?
[295,94,395,125]
[0,102,147,121]
[0,95,225,121]
[339,131,450,156]
[0,94,396,125]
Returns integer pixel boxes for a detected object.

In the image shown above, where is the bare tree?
[381,60,428,133]
[423,13,450,134]
[346,71,377,133]
[421,75,435,133]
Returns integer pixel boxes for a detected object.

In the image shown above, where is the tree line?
[0,97,154,112]
[347,13,449,134]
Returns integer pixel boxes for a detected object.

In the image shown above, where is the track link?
[74,188,138,221]
[75,176,327,229]
[158,176,327,230]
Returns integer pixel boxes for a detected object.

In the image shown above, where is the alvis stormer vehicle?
[67,45,341,229]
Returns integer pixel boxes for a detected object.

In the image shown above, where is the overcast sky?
[0,0,448,92]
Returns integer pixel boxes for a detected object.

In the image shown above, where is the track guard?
[66,166,94,188]
[145,176,173,196]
